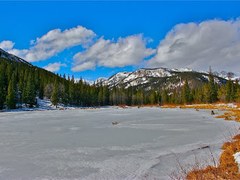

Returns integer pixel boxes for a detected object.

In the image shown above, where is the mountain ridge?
[0,48,32,66]
[96,67,235,90]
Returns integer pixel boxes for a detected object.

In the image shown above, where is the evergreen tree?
[38,83,44,99]
[149,91,156,104]
[218,85,226,102]
[6,75,16,109]
[161,89,169,105]
[226,80,233,102]
[0,65,5,109]
[68,76,75,105]
[23,74,36,107]
[208,73,218,103]
[51,80,59,107]
[182,80,191,104]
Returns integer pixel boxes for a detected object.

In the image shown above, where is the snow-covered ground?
[7,98,76,112]
[0,107,238,180]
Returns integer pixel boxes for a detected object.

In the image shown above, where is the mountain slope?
[98,67,228,90]
[0,48,32,66]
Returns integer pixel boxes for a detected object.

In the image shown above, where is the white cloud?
[148,19,240,72]
[0,40,15,51]
[43,62,66,72]
[72,34,155,72]
[1,26,96,62]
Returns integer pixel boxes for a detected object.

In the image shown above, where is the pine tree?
[182,80,191,104]
[226,80,233,102]
[218,85,226,102]
[23,74,36,107]
[38,83,44,99]
[6,75,16,109]
[68,76,75,105]
[208,73,218,103]
[149,91,156,104]
[0,65,5,109]
[51,80,59,107]
[161,89,169,105]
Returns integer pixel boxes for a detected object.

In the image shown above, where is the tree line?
[0,57,240,110]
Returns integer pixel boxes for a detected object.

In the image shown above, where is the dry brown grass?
[163,103,240,121]
[181,104,219,110]
[216,109,240,122]
[161,104,180,108]
[186,134,240,180]
[162,103,232,110]
[185,103,240,180]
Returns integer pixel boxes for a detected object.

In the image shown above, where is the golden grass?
[161,103,231,110]
[163,103,240,121]
[216,109,240,122]
[187,134,240,179]
[161,104,180,108]
[185,103,240,179]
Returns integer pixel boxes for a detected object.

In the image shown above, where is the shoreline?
[161,103,240,179]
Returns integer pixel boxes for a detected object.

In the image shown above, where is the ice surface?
[0,107,238,179]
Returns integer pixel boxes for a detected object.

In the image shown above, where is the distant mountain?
[97,67,229,90]
[0,48,32,66]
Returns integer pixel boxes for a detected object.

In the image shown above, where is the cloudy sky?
[0,1,240,80]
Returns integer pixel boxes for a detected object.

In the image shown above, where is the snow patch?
[234,152,240,170]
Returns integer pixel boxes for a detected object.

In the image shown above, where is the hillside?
[0,48,106,109]
[0,48,32,66]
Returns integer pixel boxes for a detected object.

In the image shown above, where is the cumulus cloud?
[0,40,15,51]
[1,26,96,62]
[43,62,66,72]
[72,34,155,72]
[148,19,240,72]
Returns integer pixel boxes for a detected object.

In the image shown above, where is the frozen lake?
[0,107,238,180]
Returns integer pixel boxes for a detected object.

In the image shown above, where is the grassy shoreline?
[162,103,240,179]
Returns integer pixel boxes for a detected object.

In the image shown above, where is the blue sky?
[1,1,240,80]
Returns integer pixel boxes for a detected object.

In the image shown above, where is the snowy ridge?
[97,67,177,88]
[107,72,131,86]
[214,71,240,81]
[0,48,32,66]
[96,67,197,88]
[123,68,172,83]
[171,68,193,72]
[96,67,235,89]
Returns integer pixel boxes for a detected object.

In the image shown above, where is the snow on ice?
[0,107,238,179]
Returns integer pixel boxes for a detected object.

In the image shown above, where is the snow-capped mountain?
[0,48,32,66]
[97,67,228,90]
[213,71,239,81]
